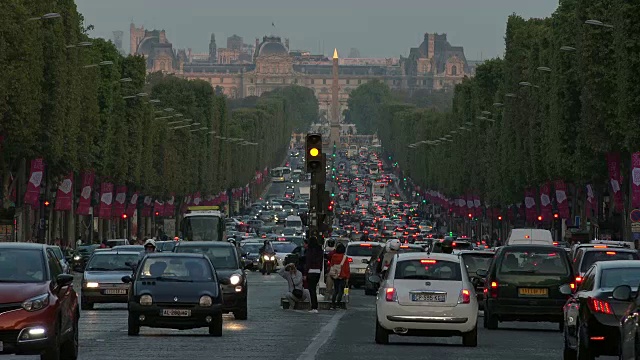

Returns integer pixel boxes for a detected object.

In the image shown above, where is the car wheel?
[576,324,594,360]
[127,314,140,336]
[40,321,61,360]
[234,302,248,320]
[80,300,93,311]
[462,326,477,347]
[209,313,223,336]
[563,327,577,360]
[483,308,498,330]
[374,317,389,345]
[60,315,79,360]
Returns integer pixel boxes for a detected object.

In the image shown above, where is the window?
[600,267,640,289]
[175,245,239,269]
[346,79,350,85]
[310,79,314,84]
[451,65,458,76]
[47,250,62,279]
[580,268,595,291]
[140,257,214,281]
[580,251,638,272]
[220,77,224,83]
[462,253,494,275]
[358,79,362,85]
[86,253,140,271]
[498,249,570,275]
[0,249,46,282]
[346,245,381,257]
[323,79,327,85]
[394,259,462,281]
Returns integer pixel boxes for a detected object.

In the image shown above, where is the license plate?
[162,309,191,317]
[357,268,366,273]
[518,288,548,297]
[412,293,446,302]
[103,289,127,295]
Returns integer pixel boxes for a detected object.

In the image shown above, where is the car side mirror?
[612,285,632,301]
[121,275,132,284]
[559,284,573,295]
[56,274,74,287]
[368,275,381,284]
[219,278,231,285]
[476,269,488,277]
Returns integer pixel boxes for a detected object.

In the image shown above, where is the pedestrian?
[304,235,324,313]
[328,243,350,309]
[278,263,309,309]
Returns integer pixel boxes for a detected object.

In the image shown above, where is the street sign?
[631,209,640,222]
[632,223,640,233]
[574,216,581,228]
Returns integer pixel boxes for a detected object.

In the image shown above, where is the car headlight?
[199,295,213,307]
[85,282,99,288]
[139,295,153,306]
[22,294,49,312]
[263,255,270,261]
[230,275,241,285]
[73,255,81,261]
[270,256,276,261]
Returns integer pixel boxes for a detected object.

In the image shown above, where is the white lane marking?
[297,311,346,360]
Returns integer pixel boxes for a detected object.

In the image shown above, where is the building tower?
[209,34,217,63]
[329,48,341,149]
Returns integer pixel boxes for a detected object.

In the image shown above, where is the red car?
[0,243,79,359]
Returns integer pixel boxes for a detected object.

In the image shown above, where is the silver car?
[81,250,139,310]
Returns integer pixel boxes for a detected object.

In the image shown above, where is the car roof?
[347,241,382,246]
[145,252,206,258]
[594,260,640,270]
[459,250,495,256]
[91,250,141,255]
[396,252,461,262]
[501,244,560,250]
[0,242,47,250]
[175,241,234,248]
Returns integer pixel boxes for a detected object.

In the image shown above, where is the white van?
[507,228,554,246]
[285,215,303,232]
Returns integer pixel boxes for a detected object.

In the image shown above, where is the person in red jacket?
[329,243,350,309]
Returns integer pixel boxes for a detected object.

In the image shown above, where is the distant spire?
[333,48,338,59]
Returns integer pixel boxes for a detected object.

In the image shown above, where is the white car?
[373,252,478,346]
[345,241,383,287]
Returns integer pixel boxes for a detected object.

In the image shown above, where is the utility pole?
[305,133,325,240]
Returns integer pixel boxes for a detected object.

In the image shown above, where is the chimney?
[285,38,290,49]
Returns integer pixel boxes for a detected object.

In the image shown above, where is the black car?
[173,241,248,320]
[363,244,424,295]
[460,250,495,310]
[72,244,99,271]
[565,260,640,359]
[477,245,574,330]
[431,238,474,252]
[122,253,229,336]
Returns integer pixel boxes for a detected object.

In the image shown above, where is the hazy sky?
[76,0,558,60]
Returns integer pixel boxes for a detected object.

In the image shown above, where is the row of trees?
[0,1,318,212]
[347,0,640,231]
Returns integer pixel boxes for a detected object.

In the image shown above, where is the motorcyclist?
[259,240,275,274]
[378,239,401,273]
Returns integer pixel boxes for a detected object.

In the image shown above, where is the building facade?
[129,24,473,119]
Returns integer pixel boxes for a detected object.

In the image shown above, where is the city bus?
[270,167,291,182]
[179,206,226,241]
[347,145,358,158]
[371,181,387,201]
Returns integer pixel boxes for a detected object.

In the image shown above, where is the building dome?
[259,42,288,56]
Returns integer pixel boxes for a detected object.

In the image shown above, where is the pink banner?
[192,192,202,206]
[76,172,95,215]
[524,188,537,223]
[203,195,215,206]
[539,182,552,221]
[607,153,624,211]
[97,183,114,218]
[54,172,74,211]
[112,186,127,218]
[141,196,152,217]
[632,153,640,209]
[554,180,570,219]
[24,158,44,207]
[154,200,165,217]
[125,192,139,218]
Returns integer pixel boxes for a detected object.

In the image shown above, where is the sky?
[75,0,559,60]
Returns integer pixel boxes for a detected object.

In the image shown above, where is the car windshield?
[139,257,213,281]
[346,245,381,257]
[181,216,221,241]
[600,267,640,289]
[499,249,569,275]
[242,244,262,254]
[281,228,297,235]
[174,245,238,269]
[462,253,494,275]
[581,251,638,272]
[86,253,140,271]
[78,245,97,254]
[0,249,46,283]
[273,243,297,253]
[394,259,462,281]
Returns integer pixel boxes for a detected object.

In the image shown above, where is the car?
[173,241,248,320]
[459,250,495,310]
[345,242,383,287]
[155,241,178,252]
[72,244,99,271]
[122,252,229,336]
[47,245,71,274]
[0,242,79,359]
[364,244,425,295]
[81,250,141,310]
[478,244,575,330]
[240,242,262,271]
[572,247,638,285]
[272,241,297,269]
[563,260,640,359]
[372,252,478,346]
[111,245,144,252]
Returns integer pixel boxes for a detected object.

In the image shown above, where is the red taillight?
[360,243,371,247]
[385,287,396,302]
[348,257,353,263]
[421,259,437,264]
[588,297,613,314]
[458,289,471,304]
[570,283,576,291]
[488,281,499,298]
[606,251,617,255]
[575,276,583,283]
[553,242,558,246]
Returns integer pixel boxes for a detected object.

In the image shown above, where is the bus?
[179,206,226,241]
[347,145,358,158]
[371,181,387,201]
[270,167,292,182]
[369,163,379,175]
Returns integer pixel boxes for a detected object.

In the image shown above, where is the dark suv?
[477,245,575,330]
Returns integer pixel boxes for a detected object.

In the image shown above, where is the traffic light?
[468,213,472,219]
[43,200,51,207]
[305,133,322,172]
[328,200,335,212]
[537,215,543,221]
[553,213,559,219]
[121,214,128,220]
[498,215,503,221]
[155,211,160,217]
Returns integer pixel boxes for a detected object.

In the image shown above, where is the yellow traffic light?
[310,147,319,157]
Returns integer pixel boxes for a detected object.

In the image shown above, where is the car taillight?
[348,257,353,263]
[575,276,582,283]
[458,289,471,304]
[385,287,397,302]
[588,297,613,314]
[488,281,498,298]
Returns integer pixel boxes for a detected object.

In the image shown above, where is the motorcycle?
[261,252,276,275]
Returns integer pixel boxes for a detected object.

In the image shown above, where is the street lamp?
[28,13,61,21]
[560,46,577,52]
[66,41,93,49]
[493,102,504,107]
[505,93,517,98]
[164,108,174,112]
[519,81,533,87]
[537,66,552,72]
[120,78,133,83]
[83,60,114,69]
[464,122,473,126]
[585,19,614,28]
